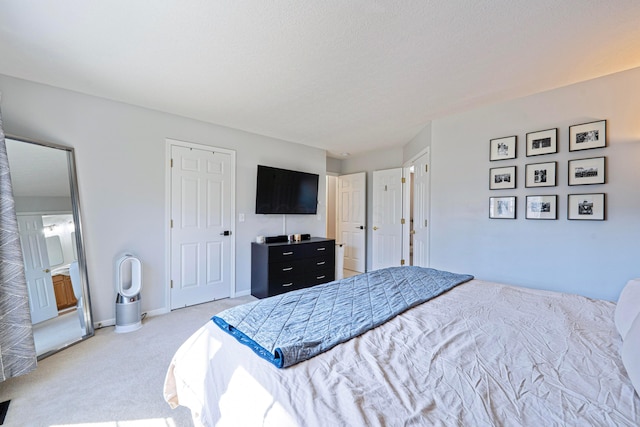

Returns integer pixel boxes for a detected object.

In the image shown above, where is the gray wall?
[0,74,327,324]
[14,196,72,213]
[428,67,640,301]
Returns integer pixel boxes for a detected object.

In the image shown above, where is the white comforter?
[164,280,640,426]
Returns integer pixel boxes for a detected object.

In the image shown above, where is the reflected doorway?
[18,213,85,356]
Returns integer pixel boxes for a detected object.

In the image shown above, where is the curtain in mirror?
[0,96,37,381]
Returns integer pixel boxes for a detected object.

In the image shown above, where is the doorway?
[402,148,430,267]
[326,172,366,276]
[167,139,236,309]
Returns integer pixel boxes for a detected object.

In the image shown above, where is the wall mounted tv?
[255,165,319,214]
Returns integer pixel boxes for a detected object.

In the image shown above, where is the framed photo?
[526,128,557,156]
[567,193,605,220]
[489,196,516,219]
[525,161,556,188]
[489,166,516,190]
[490,136,517,161]
[568,157,605,186]
[526,195,557,220]
[569,120,606,151]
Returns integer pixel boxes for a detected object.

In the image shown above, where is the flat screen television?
[255,165,319,214]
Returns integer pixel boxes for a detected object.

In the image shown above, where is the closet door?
[170,143,234,309]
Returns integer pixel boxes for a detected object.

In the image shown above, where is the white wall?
[0,74,327,325]
[403,122,432,163]
[428,67,640,301]
[325,175,338,240]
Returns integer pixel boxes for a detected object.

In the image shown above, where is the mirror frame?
[6,134,94,359]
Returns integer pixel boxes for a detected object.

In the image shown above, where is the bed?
[164,267,640,426]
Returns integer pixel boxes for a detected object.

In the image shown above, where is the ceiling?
[1,1,640,158]
[4,138,71,198]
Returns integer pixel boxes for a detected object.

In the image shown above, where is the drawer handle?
[282,267,293,271]
[317,247,326,251]
[316,275,326,280]
[282,251,294,256]
[316,261,326,265]
[283,283,294,287]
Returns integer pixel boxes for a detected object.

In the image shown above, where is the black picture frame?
[490,136,517,161]
[526,128,558,156]
[569,120,606,152]
[489,166,516,190]
[489,196,516,219]
[525,161,557,188]
[568,157,605,186]
[526,195,557,220]
[567,193,605,220]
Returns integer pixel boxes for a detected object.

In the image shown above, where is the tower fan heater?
[115,253,142,333]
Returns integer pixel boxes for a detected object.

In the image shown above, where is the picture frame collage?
[489,120,607,220]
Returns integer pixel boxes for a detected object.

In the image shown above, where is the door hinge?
[170,280,173,289]
[425,164,428,173]
[401,218,405,225]
[401,177,406,184]
[170,158,174,167]
[425,219,428,227]
[170,219,173,228]
[400,259,405,265]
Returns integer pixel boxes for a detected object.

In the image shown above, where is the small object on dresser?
[265,235,288,243]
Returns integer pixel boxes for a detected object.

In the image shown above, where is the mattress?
[164,279,640,426]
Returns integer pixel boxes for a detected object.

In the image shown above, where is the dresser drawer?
[306,268,335,286]
[269,259,308,281]
[308,256,331,271]
[304,240,334,257]
[268,244,307,262]
[268,277,306,296]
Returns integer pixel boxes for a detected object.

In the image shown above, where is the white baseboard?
[94,318,115,329]
[147,307,170,317]
[233,289,251,297]
[94,306,170,330]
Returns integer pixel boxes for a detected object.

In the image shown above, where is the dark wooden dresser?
[251,237,335,298]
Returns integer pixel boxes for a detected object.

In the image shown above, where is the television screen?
[255,165,319,214]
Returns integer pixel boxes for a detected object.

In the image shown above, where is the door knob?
[356,225,364,230]
[220,230,232,236]
[373,226,379,231]
[43,268,50,273]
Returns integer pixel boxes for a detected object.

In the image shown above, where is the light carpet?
[0,295,255,427]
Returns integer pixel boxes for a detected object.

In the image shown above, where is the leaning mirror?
[5,136,93,359]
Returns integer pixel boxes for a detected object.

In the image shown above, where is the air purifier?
[115,253,142,333]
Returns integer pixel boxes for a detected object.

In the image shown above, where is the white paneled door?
[412,151,430,267]
[17,215,58,324]
[170,144,234,309]
[338,172,366,272]
[372,168,403,270]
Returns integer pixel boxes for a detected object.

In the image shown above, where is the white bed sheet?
[164,280,640,426]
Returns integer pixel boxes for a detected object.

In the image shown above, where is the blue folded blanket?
[212,266,473,368]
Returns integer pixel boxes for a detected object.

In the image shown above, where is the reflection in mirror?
[5,136,93,359]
